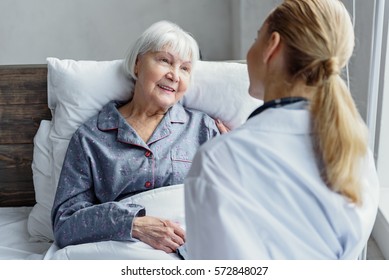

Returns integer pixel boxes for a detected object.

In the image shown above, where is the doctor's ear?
[263,32,281,64]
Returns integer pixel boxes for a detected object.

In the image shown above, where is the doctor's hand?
[216,119,230,134]
[132,216,185,253]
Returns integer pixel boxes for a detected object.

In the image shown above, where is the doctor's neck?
[263,79,314,103]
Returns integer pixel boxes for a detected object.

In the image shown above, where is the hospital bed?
[0,59,258,259]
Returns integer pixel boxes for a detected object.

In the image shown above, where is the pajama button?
[145,151,151,157]
[145,181,152,188]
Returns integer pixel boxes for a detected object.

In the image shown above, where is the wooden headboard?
[0,65,51,207]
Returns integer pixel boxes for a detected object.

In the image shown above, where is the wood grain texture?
[0,65,48,105]
[0,65,51,207]
[0,104,51,144]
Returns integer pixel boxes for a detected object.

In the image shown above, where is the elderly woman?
[51,21,223,253]
[185,0,380,259]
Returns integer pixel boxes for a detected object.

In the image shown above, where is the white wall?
[345,0,377,122]
[0,0,233,64]
[371,0,389,260]
[0,0,286,64]
[231,0,282,59]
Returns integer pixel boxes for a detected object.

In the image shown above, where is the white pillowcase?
[181,60,262,129]
[28,120,55,241]
[28,57,261,242]
[47,58,133,139]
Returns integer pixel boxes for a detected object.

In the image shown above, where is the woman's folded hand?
[132,216,185,253]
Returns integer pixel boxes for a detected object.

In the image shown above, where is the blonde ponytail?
[266,0,369,204]
[311,74,368,204]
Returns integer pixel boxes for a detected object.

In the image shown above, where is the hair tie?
[323,57,340,79]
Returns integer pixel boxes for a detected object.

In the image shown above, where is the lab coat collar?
[245,101,312,134]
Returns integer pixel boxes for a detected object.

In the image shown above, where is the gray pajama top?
[52,101,219,248]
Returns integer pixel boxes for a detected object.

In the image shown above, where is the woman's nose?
[166,67,179,82]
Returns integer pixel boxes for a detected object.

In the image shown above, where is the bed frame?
[0,65,51,207]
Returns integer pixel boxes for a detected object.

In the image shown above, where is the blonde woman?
[184,0,380,259]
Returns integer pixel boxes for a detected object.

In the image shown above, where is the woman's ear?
[134,62,138,76]
[134,57,140,77]
[263,32,281,64]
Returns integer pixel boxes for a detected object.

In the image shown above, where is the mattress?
[0,207,52,260]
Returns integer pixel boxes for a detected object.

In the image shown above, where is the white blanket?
[46,184,184,260]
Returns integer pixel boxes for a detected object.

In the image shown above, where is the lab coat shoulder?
[184,108,381,259]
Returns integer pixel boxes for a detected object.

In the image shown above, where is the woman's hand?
[216,119,230,134]
[132,216,185,253]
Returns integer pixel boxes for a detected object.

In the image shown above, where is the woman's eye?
[160,58,170,63]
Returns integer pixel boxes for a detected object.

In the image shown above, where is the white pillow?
[47,58,133,139]
[47,57,261,137]
[30,57,261,242]
[181,60,262,129]
[28,120,55,242]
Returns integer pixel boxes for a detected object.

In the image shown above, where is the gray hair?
[124,20,200,80]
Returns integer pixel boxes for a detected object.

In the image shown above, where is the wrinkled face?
[246,24,268,100]
[134,46,192,111]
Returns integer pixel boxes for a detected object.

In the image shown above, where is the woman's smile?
[157,83,176,94]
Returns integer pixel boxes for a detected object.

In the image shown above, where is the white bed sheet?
[0,207,52,260]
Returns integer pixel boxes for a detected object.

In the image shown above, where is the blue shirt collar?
[97,101,188,145]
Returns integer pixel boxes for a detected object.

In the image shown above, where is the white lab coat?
[184,102,380,259]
